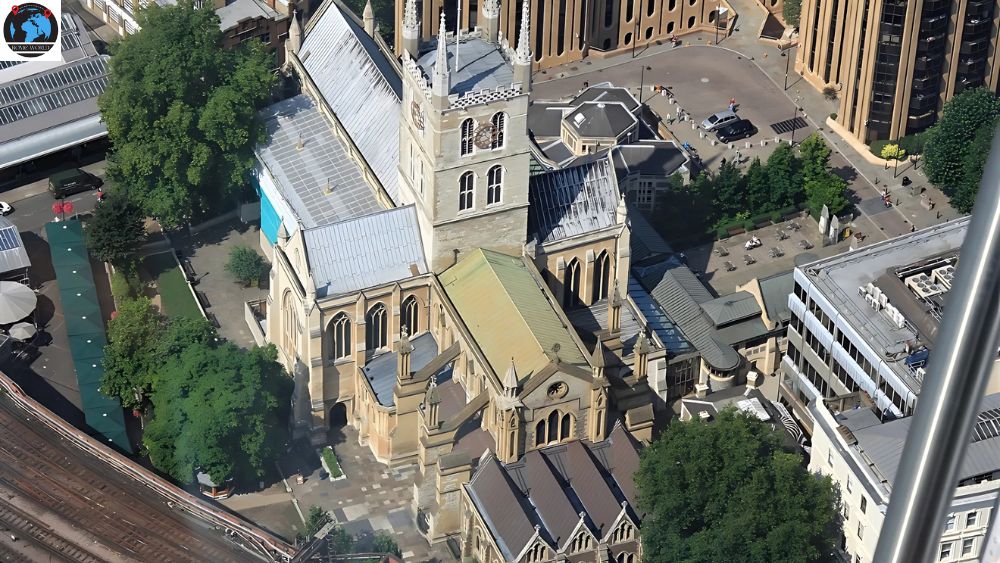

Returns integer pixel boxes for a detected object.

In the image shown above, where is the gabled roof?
[439,249,589,381]
[302,206,427,298]
[257,95,382,230]
[611,141,688,179]
[510,450,581,548]
[0,217,30,274]
[528,156,621,244]
[300,0,401,202]
[628,205,673,263]
[603,423,642,508]
[466,455,539,560]
[637,259,741,371]
[758,270,795,324]
[700,291,762,327]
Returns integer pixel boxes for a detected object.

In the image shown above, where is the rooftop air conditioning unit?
[905,273,945,299]
[932,265,955,290]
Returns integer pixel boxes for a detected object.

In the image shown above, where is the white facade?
[809,401,997,563]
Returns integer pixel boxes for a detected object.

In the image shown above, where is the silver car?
[701,109,739,132]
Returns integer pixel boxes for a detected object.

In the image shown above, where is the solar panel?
[0,57,109,126]
[0,227,20,252]
[972,407,1000,442]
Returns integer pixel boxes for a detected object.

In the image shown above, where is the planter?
[319,446,346,482]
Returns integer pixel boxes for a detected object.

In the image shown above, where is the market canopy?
[0,281,36,324]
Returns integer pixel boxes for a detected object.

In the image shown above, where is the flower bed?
[320,446,345,481]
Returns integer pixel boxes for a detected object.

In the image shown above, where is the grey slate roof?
[758,271,794,324]
[536,139,575,166]
[216,0,282,31]
[467,427,643,557]
[700,291,762,327]
[566,297,643,356]
[611,141,688,178]
[851,393,1000,487]
[572,84,640,111]
[715,317,770,346]
[417,36,514,96]
[361,332,440,406]
[0,217,30,274]
[528,156,620,244]
[564,102,636,138]
[302,205,428,298]
[637,258,741,371]
[257,94,382,230]
[628,204,674,263]
[527,102,571,138]
[300,1,401,202]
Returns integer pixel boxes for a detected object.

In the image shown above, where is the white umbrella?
[9,322,35,341]
[0,282,36,324]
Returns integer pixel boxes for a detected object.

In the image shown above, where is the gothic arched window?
[459,171,475,211]
[461,118,475,156]
[282,291,296,354]
[593,251,611,302]
[365,303,388,351]
[561,413,573,439]
[487,165,503,205]
[328,313,351,360]
[401,295,419,336]
[564,258,581,308]
[491,112,506,149]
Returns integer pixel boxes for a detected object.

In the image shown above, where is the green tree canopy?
[86,196,146,265]
[342,0,394,44]
[225,245,269,286]
[636,409,838,563]
[805,174,849,217]
[924,87,1000,213]
[102,297,165,410]
[143,341,291,486]
[783,0,802,27]
[740,157,770,213]
[712,160,743,219]
[99,0,276,227]
[765,143,803,209]
[798,133,833,185]
[372,531,402,557]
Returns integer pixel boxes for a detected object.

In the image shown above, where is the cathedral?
[248,0,756,559]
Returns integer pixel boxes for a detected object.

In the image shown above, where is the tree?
[805,173,849,217]
[298,506,332,543]
[636,409,838,563]
[85,196,146,265]
[99,1,276,227]
[798,133,833,185]
[371,531,402,557]
[102,297,165,410]
[924,87,1000,205]
[880,143,906,162]
[951,124,994,213]
[740,157,770,213]
[765,143,802,209]
[783,0,802,27]
[142,342,292,486]
[713,160,743,220]
[225,245,268,286]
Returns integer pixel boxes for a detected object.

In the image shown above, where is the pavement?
[221,425,456,562]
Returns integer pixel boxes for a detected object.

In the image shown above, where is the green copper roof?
[439,249,588,381]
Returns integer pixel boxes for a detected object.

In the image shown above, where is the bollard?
[699,131,705,139]
[692,123,697,130]
[761,140,767,147]
[774,136,780,143]
[710,140,717,146]
[745,141,751,149]
[728,143,734,149]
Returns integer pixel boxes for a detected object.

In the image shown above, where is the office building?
[796,0,1000,144]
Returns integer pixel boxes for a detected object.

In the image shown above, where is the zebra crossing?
[770,117,808,135]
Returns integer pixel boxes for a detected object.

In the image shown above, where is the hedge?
[870,132,927,158]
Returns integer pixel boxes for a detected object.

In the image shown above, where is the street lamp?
[790,95,803,145]
[632,5,644,59]
[638,65,651,104]
[715,7,728,45]
[780,44,792,91]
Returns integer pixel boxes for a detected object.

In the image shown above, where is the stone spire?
[424,375,441,429]
[633,330,651,381]
[592,341,607,380]
[287,10,302,56]
[513,0,532,92]
[398,327,414,380]
[363,0,375,37]
[503,358,519,399]
[402,0,420,57]
[432,10,451,106]
[616,191,628,225]
[608,280,622,334]
[481,0,501,44]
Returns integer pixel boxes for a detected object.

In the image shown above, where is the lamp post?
[715,7,728,45]
[638,65,651,104]
[780,44,792,91]
[790,95,802,145]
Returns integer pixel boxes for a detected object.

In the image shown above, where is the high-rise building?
[796,0,1000,144]
[393,0,734,69]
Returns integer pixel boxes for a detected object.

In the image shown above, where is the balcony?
[244,298,267,346]
[922,0,951,11]
[909,93,939,114]
[916,33,948,53]
[914,54,944,72]
[959,57,987,74]
[907,111,938,134]
[964,17,992,35]
[961,38,989,55]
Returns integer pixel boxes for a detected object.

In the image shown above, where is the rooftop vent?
[905,272,945,299]
[932,265,955,290]
[573,113,585,126]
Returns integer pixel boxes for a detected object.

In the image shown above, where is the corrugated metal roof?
[300,2,401,203]
[417,36,514,96]
[637,259,741,371]
[852,393,1000,486]
[257,94,382,230]
[566,297,642,356]
[758,270,794,324]
[0,114,106,170]
[467,456,539,560]
[627,277,692,355]
[528,156,620,244]
[302,205,427,298]
[440,249,588,380]
[0,217,30,274]
[361,332,439,406]
[700,291,762,327]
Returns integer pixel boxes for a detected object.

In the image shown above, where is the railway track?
[0,395,256,562]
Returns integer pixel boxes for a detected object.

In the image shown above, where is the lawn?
[141,252,202,319]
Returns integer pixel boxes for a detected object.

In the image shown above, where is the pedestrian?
[721,158,727,166]
[911,225,916,232]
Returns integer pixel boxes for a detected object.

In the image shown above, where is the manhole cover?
[569,66,579,71]
[701,77,710,83]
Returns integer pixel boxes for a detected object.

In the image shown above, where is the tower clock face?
[474,124,497,149]
[410,101,424,131]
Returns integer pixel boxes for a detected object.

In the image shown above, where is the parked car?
[0,202,11,215]
[48,169,103,199]
[715,119,758,143]
[701,109,739,132]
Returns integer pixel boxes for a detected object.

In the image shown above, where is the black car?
[48,169,103,199]
[715,119,758,143]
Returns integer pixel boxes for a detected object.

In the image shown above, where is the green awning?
[68,332,107,360]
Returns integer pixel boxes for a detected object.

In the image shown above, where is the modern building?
[79,0,291,63]
[779,217,1000,435]
[392,0,736,70]
[796,0,1000,144]
[0,14,109,178]
[809,394,1000,563]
